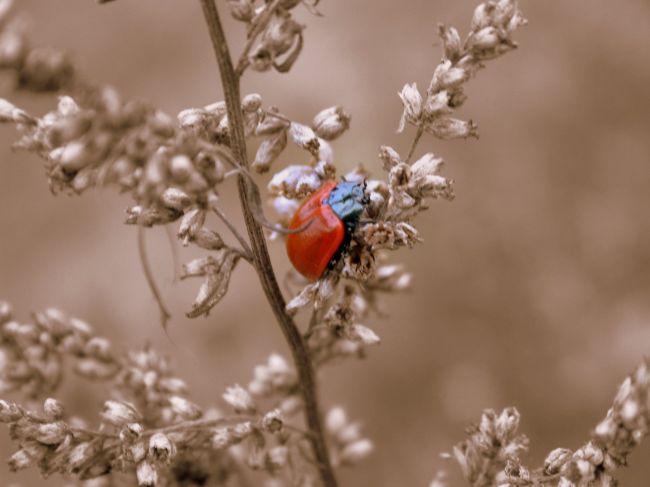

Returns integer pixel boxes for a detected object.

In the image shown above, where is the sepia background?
[1,0,649,485]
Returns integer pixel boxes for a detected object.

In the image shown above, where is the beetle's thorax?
[324,181,366,226]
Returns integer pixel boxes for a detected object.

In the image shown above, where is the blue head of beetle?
[325,180,367,225]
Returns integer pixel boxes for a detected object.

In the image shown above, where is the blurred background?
[1,0,649,485]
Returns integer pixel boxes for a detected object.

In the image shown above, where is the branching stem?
[198,2,338,486]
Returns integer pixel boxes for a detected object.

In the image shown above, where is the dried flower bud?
[340,438,374,464]
[242,93,262,113]
[148,433,176,464]
[43,398,64,421]
[186,251,240,318]
[379,146,402,171]
[212,427,234,449]
[19,47,74,91]
[84,336,113,361]
[191,228,225,251]
[227,0,254,22]
[0,300,12,324]
[345,324,381,346]
[68,442,96,470]
[253,130,287,173]
[267,445,289,469]
[312,106,351,140]
[36,422,67,445]
[0,97,32,124]
[8,449,32,471]
[168,395,202,420]
[326,407,348,435]
[397,82,423,132]
[289,122,320,155]
[136,460,157,486]
[256,110,289,135]
[261,409,283,433]
[268,165,322,199]
[231,421,254,440]
[430,60,468,92]
[438,24,463,61]
[177,207,206,245]
[102,400,140,426]
[223,384,256,413]
[425,117,478,140]
[160,187,192,212]
[0,399,23,422]
[75,358,120,380]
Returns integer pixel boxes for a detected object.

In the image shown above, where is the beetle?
[286,180,367,281]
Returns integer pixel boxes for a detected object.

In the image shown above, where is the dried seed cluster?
[0,302,120,399]
[442,360,650,486]
[1,302,349,486]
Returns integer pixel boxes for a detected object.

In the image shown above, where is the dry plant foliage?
[0,0,646,486]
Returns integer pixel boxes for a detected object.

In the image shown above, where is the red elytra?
[286,181,344,281]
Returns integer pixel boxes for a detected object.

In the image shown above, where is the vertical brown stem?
[198,2,338,486]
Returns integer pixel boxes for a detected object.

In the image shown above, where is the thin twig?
[198,2,339,486]
[210,201,254,262]
[235,0,284,77]
[405,124,424,164]
[164,224,180,282]
[137,226,172,332]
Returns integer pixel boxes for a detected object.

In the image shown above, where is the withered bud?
[261,409,283,433]
[177,207,207,245]
[192,228,225,251]
[256,110,289,135]
[397,82,422,132]
[169,395,202,420]
[312,106,351,141]
[68,442,95,470]
[36,422,68,445]
[0,399,23,422]
[8,449,32,472]
[223,384,256,413]
[160,187,192,212]
[43,398,64,421]
[169,154,195,183]
[75,357,120,380]
[289,122,320,155]
[0,300,12,324]
[425,117,478,140]
[19,47,74,91]
[101,400,141,426]
[253,130,287,173]
[136,460,158,486]
[268,165,322,199]
[226,0,254,22]
[340,438,374,464]
[84,336,113,361]
[60,141,93,172]
[379,146,402,171]
[345,324,381,346]
[438,24,463,61]
[242,93,262,113]
[148,432,176,464]
[430,60,468,92]
[267,445,289,469]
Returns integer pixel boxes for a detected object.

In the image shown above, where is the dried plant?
[0,0,645,486]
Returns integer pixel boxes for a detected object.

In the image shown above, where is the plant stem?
[405,124,424,164]
[198,2,338,486]
[137,226,172,331]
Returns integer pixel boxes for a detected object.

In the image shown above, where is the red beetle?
[286,180,367,281]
